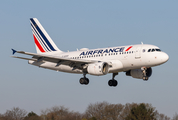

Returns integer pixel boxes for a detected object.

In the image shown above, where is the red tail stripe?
[125,46,133,51]
[33,34,45,52]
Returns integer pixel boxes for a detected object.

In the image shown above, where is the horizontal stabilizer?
[11,56,37,61]
[12,49,17,55]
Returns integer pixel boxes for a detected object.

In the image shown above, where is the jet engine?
[126,68,152,80]
[87,62,109,76]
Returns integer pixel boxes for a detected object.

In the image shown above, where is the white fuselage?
[28,44,169,75]
[12,18,170,87]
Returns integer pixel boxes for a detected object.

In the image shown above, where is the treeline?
[0,102,177,120]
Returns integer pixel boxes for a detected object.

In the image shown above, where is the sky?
[0,0,178,118]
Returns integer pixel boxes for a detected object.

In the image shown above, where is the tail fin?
[30,18,62,53]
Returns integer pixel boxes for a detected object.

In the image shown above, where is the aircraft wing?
[11,49,98,69]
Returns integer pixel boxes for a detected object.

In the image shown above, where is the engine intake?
[87,62,109,76]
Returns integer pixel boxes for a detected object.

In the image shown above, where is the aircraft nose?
[161,52,169,63]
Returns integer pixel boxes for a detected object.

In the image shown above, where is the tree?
[119,103,138,120]
[24,111,42,120]
[84,101,123,120]
[157,113,170,120]
[0,107,27,120]
[173,113,178,120]
[88,117,97,120]
[125,103,157,120]
[41,106,82,120]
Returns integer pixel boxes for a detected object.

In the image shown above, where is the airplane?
[11,18,169,87]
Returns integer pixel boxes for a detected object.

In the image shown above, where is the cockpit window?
[156,49,161,52]
[148,48,161,52]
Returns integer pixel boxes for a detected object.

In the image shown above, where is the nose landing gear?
[142,67,149,81]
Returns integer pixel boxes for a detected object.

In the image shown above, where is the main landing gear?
[108,73,118,87]
[79,73,89,85]
[79,73,119,87]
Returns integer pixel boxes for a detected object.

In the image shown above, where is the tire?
[108,80,113,86]
[85,78,89,85]
[143,76,148,81]
[113,80,118,87]
[79,78,84,84]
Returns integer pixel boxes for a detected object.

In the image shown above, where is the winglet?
[12,49,17,55]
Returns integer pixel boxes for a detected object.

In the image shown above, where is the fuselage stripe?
[125,46,133,51]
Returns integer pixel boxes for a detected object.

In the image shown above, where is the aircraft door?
[135,46,141,59]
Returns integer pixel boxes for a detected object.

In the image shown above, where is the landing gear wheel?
[79,78,85,84]
[143,76,148,81]
[79,77,89,85]
[108,80,113,86]
[113,80,118,87]
[108,80,118,87]
[85,78,89,85]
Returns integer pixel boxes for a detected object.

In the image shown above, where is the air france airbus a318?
[12,18,169,87]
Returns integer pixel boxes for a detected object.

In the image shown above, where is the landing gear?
[108,73,118,87]
[141,67,149,81]
[79,73,89,85]
[143,76,148,81]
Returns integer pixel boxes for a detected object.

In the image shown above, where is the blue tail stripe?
[31,23,50,52]
[30,18,56,51]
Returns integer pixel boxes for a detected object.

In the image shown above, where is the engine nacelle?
[126,68,152,79]
[87,62,109,76]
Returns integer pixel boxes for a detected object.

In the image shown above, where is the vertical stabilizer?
[30,18,62,53]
